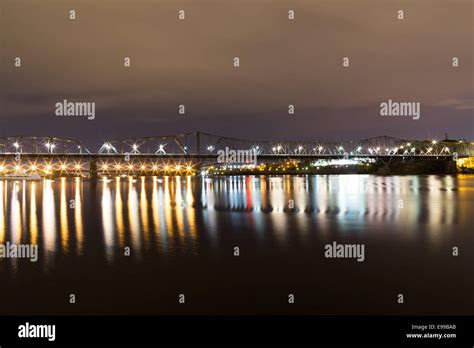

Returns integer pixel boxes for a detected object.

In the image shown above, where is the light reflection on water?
[0,175,471,272]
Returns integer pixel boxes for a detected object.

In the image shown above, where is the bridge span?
[0,133,472,176]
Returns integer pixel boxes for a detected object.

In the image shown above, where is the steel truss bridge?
[0,133,471,175]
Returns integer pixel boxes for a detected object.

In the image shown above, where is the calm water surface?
[0,175,473,315]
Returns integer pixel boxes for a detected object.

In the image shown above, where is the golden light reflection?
[60,178,69,252]
[0,174,464,265]
[42,179,57,266]
[0,181,5,244]
[115,177,125,247]
[74,178,83,255]
[10,182,22,244]
[102,179,115,262]
[29,182,38,245]
[140,177,150,248]
[128,178,142,256]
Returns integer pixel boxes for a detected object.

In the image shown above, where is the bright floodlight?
[13,142,19,148]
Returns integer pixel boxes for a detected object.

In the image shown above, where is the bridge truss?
[96,132,471,158]
[0,133,470,158]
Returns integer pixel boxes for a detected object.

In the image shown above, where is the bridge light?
[357,146,362,151]
[13,142,19,149]
[186,165,192,171]
[152,165,158,170]
[338,146,344,151]
[298,146,303,151]
[164,165,169,171]
[207,145,214,152]
[0,165,4,172]
[30,165,37,170]
[51,144,56,149]
[176,165,181,171]
[102,164,108,170]
[46,165,52,170]
[272,147,276,152]
[427,147,433,152]
[61,164,67,170]
[15,165,21,172]
[318,146,323,151]
[75,164,81,170]
[277,145,282,151]
[376,147,380,151]
[128,164,133,170]
[411,147,416,152]
[140,165,146,170]
[432,140,437,144]
[444,147,450,152]
[406,143,411,147]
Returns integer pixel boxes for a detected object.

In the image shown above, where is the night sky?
[1,0,473,149]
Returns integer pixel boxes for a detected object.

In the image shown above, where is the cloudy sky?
[1,0,472,147]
